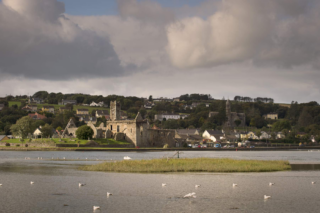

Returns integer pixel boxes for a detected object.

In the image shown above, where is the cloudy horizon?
[0,0,319,104]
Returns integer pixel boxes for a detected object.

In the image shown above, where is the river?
[0,150,320,213]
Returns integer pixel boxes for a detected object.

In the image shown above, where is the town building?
[59,107,71,113]
[22,105,38,112]
[154,113,189,121]
[76,108,89,115]
[96,110,109,118]
[263,113,278,120]
[90,101,105,107]
[202,130,225,142]
[42,106,55,114]
[209,100,246,128]
[59,99,77,105]
[28,113,47,120]
[28,97,43,104]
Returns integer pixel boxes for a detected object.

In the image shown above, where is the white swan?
[195,185,201,188]
[30,181,34,184]
[93,206,100,210]
[162,183,167,187]
[233,183,238,187]
[312,181,316,184]
[107,192,113,196]
[269,182,275,186]
[124,156,131,160]
[264,195,271,199]
[184,192,196,198]
[79,183,86,187]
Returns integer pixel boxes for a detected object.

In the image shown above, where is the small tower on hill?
[110,101,121,121]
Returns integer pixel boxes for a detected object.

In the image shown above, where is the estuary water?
[0,151,320,213]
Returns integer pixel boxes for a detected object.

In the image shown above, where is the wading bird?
[184,192,196,198]
[264,195,271,199]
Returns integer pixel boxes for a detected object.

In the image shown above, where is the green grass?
[79,158,291,173]
[8,101,22,107]
[2,138,131,145]
[34,103,109,113]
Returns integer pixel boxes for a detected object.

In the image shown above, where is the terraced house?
[42,106,55,114]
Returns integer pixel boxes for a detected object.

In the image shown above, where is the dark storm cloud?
[0,0,124,80]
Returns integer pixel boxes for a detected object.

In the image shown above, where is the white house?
[154,113,189,121]
[276,132,285,139]
[90,101,105,107]
[33,128,42,138]
[202,130,224,142]
[260,131,271,139]
[247,131,259,139]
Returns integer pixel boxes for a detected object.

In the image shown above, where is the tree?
[56,126,62,131]
[10,116,33,139]
[76,125,94,140]
[41,124,53,138]
[139,108,147,119]
[256,130,262,138]
[298,107,313,127]
[272,119,291,132]
[148,95,153,101]
[282,129,289,138]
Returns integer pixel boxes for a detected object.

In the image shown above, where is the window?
[110,125,112,130]
[117,125,120,133]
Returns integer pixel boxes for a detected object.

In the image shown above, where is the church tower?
[226,100,232,127]
[110,101,121,121]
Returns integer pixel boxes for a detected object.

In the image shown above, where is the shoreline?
[1,146,320,151]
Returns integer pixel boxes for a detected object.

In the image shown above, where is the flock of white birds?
[11,155,317,211]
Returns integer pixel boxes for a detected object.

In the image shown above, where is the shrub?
[76,125,94,140]
[5,143,10,146]
[16,144,20,147]
[25,144,28,147]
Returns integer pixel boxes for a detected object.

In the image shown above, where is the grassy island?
[79,158,291,173]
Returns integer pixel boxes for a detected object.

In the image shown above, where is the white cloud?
[166,0,320,70]
[0,0,123,80]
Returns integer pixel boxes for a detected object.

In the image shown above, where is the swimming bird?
[195,185,201,188]
[38,157,40,160]
[30,181,34,184]
[184,192,196,198]
[79,183,86,187]
[0,184,2,186]
[269,183,275,186]
[312,181,316,184]
[124,156,131,160]
[107,192,112,197]
[233,183,238,187]
[162,183,167,187]
[93,206,100,211]
[264,195,271,199]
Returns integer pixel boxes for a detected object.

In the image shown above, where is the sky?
[0,0,319,104]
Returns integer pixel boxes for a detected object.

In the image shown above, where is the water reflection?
[291,164,320,171]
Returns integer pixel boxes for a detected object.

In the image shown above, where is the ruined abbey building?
[63,101,176,147]
[209,100,246,128]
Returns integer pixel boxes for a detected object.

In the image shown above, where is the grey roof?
[96,110,109,115]
[0,135,8,141]
[206,130,224,135]
[176,129,200,135]
[179,134,203,140]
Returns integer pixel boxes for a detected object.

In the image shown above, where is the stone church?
[209,100,245,128]
[63,101,177,147]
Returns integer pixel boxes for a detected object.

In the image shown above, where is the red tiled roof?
[28,112,47,120]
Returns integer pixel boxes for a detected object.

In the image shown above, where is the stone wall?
[146,129,176,147]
